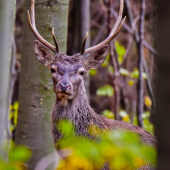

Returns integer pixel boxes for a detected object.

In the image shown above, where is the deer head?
[28,0,126,103]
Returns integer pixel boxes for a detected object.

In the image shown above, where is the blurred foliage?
[102,108,154,135]
[145,96,152,108]
[56,120,156,170]
[89,69,97,76]
[9,102,19,132]
[128,80,135,86]
[130,68,147,79]
[133,112,154,135]
[0,142,31,170]
[142,112,154,135]
[115,41,126,64]
[118,67,147,80]
[102,110,115,119]
[101,53,110,67]
[107,65,114,74]
[119,68,130,76]
[96,85,114,97]
[95,79,153,134]
[119,110,130,122]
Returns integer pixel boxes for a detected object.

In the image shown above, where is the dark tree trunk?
[155,0,170,169]
[68,0,90,99]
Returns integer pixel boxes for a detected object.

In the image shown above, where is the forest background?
[0,0,170,169]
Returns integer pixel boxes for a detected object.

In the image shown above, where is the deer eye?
[80,71,85,76]
[51,68,56,73]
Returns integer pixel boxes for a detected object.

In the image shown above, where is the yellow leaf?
[145,96,152,107]
[128,80,135,86]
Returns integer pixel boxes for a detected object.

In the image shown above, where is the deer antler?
[80,32,89,55]
[27,0,59,53]
[83,0,126,54]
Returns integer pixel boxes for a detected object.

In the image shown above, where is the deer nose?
[58,83,71,92]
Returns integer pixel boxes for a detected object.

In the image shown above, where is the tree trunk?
[69,0,90,99]
[137,0,145,128]
[155,0,170,169]
[0,0,16,157]
[15,0,69,169]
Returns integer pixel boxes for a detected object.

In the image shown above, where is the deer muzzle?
[56,82,73,99]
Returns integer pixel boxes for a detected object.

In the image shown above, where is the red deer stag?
[28,0,156,169]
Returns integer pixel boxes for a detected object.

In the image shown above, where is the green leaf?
[56,121,156,170]
[9,146,31,162]
[130,70,139,78]
[115,41,126,64]
[58,120,74,136]
[130,69,147,79]
[89,69,97,76]
[102,53,110,67]
[102,110,115,119]
[108,66,114,74]
[96,85,114,97]
[119,68,129,76]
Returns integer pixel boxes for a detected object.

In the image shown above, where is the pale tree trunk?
[0,0,16,157]
[70,0,90,99]
[155,0,170,169]
[15,0,69,169]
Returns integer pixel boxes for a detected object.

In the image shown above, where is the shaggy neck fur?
[51,80,112,145]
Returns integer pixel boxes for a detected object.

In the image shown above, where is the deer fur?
[33,40,156,170]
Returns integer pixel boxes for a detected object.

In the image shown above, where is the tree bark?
[155,0,170,169]
[15,0,68,169]
[69,0,90,99]
[109,0,120,120]
[137,0,145,128]
[125,0,155,124]
[0,0,16,157]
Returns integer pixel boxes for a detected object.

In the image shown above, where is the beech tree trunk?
[0,0,16,157]
[15,0,68,169]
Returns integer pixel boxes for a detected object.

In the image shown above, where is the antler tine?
[52,28,60,52]
[28,0,58,53]
[80,32,88,55]
[84,0,125,54]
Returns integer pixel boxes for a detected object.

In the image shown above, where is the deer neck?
[53,80,92,122]
[52,80,113,144]
[52,80,95,137]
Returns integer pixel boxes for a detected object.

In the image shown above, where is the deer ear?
[83,45,109,71]
[34,40,54,66]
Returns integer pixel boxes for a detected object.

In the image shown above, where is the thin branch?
[137,0,145,128]
[121,16,139,66]
[143,57,155,110]
[125,0,155,112]
[92,20,107,46]
[109,0,120,120]
[110,42,120,120]
[143,41,158,55]
[111,8,133,34]
[111,7,158,55]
